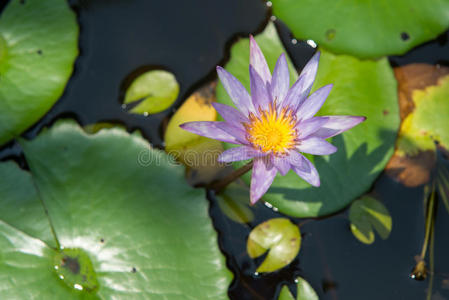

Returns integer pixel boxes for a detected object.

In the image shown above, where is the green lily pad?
[0,120,231,299]
[123,70,179,115]
[247,218,300,273]
[397,75,449,155]
[349,196,392,245]
[0,0,78,146]
[216,24,399,217]
[278,277,319,300]
[270,0,449,58]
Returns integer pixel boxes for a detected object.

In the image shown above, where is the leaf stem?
[420,181,435,260]
[411,180,436,280]
[208,161,253,194]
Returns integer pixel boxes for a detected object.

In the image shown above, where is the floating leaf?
[349,196,392,245]
[247,218,300,273]
[385,64,449,187]
[216,23,399,217]
[0,120,231,299]
[0,0,78,146]
[397,74,449,155]
[165,81,225,184]
[123,69,179,115]
[217,183,254,224]
[270,0,449,58]
[278,277,319,300]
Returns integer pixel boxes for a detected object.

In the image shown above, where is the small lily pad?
[165,81,225,184]
[217,183,254,224]
[349,196,392,245]
[0,0,79,145]
[123,69,179,115]
[247,218,300,273]
[278,277,319,300]
[270,0,449,58]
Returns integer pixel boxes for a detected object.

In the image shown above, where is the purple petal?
[297,137,337,155]
[311,116,367,139]
[296,84,333,121]
[250,65,271,110]
[249,35,271,84]
[180,121,243,145]
[218,146,265,163]
[291,154,320,187]
[297,117,329,139]
[215,122,248,145]
[298,51,320,92]
[271,155,291,176]
[286,150,304,166]
[270,53,289,103]
[250,157,277,204]
[212,102,248,129]
[282,52,320,109]
[216,66,254,116]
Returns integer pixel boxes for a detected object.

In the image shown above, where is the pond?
[0,0,449,299]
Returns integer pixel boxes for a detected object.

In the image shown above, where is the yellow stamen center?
[244,103,298,155]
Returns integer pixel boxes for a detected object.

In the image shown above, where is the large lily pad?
[270,0,449,58]
[0,120,231,299]
[0,0,79,146]
[216,24,399,217]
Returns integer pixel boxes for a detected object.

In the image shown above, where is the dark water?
[1,0,449,299]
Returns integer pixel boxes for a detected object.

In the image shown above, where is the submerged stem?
[421,181,435,260]
[411,181,436,281]
[208,161,253,194]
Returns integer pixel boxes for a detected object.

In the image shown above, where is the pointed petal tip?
[249,34,256,42]
[249,194,260,206]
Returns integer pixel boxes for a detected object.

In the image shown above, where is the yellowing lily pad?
[247,218,300,273]
[270,0,449,58]
[123,69,179,115]
[397,74,449,156]
[216,23,399,217]
[0,120,232,299]
[349,196,392,245]
[278,277,319,300]
[0,0,79,145]
[165,81,225,184]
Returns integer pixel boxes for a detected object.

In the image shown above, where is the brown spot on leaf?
[61,256,80,274]
[394,64,449,121]
[385,150,435,187]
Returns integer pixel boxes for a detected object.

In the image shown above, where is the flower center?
[244,104,298,155]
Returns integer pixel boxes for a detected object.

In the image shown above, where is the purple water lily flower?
[181,36,366,204]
